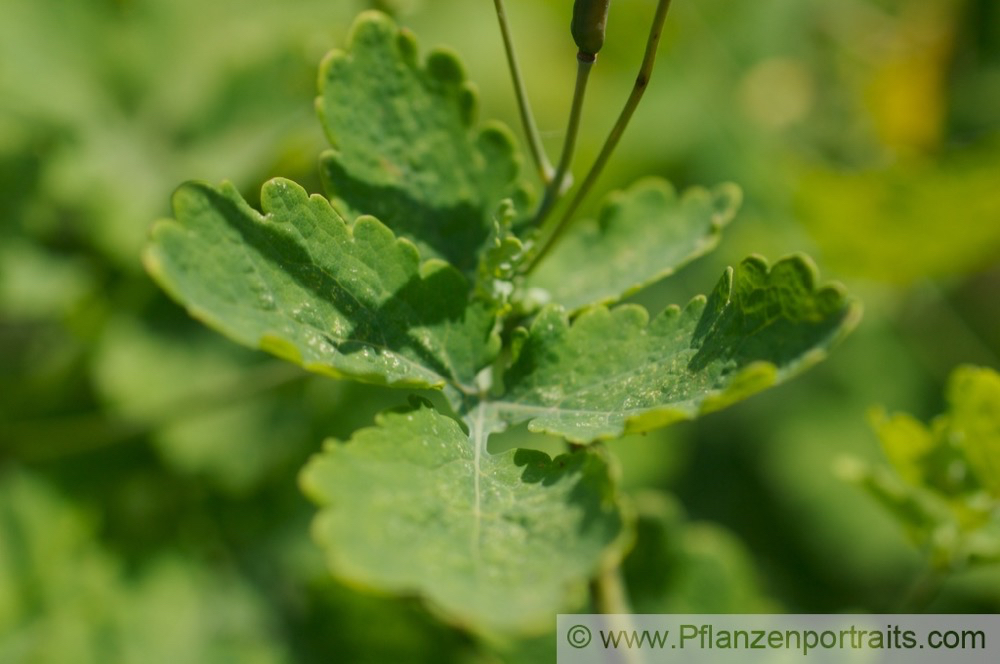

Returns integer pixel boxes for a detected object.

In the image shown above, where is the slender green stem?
[533,54,594,226]
[895,564,945,613]
[590,562,633,615]
[591,564,644,664]
[524,0,674,274]
[493,0,554,184]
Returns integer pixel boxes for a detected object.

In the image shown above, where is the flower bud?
[571,0,610,58]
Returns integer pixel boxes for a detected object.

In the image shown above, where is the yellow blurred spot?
[739,58,815,130]
[865,1,957,153]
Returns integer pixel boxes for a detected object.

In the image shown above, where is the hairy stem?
[533,55,594,226]
[493,0,554,184]
[525,0,674,273]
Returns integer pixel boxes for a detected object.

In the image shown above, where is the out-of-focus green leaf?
[840,458,1000,569]
[0,469,288,664]
[496,255,859,442]
[92,318,318,493]
[838,458,954,553]
[299,398,626,635]
[317,11,529,274]
[0,0,360,267]
[846,365,1000,569]
[947,365,1000,496]
[623,492,776,613]
[869,409,936,488]
[797,142,1000,284]
[145,178,499,391]
[868,365,1000,500]
[527,178,740,311]
[0,240,95,319]
[301,577,487,664]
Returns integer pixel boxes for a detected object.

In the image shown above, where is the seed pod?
[571,0,611,58]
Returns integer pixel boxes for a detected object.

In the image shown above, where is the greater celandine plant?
[144,0,859,637]
[841,364,1000,610]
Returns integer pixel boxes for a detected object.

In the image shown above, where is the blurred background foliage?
[1,0,998,660]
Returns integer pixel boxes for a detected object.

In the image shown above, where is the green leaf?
[0,470,288,663]
[868,408,937,488]
[623,492,776,613]
[496,254,859,442]
[838,457,1000,568]
[299,398,626,635]
[527,177,741,311]
[92,317,319,493]
[144,177,498,391]
[869,406,979,498]
[796,141,1000,284]
[317,11,528,274]
[946,365,1000,496]
[845,365,1000,569]
[837,458,957,558]
[868,365,1000,499]
[472,199,524,309]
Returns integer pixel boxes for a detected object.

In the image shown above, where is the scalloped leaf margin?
[315,11,529,274]
[144,177,499,391]
[495,254,861,442]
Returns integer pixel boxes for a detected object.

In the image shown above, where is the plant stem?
[524,0,674,274]
[590,562,633,615]
[493,0,554,184]
[591,564,644,664]
[895,564,945,613]
[533,54,594,226]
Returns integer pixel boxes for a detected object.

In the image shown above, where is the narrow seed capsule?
[571,0,611,58]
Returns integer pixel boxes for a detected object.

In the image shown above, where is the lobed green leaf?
[144,177,499,391]
[946,365,1000,496]
[844,365,1000,568]
[527,177,740,311]
[497,254,860,442]
[316,11,529,275]
[868,365,1000,499]
[299,398,626,635]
